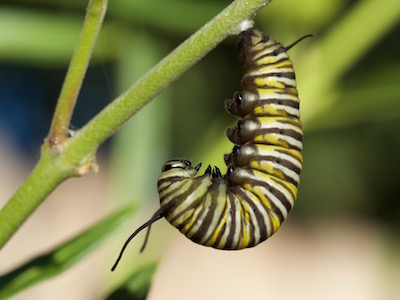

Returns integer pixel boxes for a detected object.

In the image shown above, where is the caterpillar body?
[112,28,308,271]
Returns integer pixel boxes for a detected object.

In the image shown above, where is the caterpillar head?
[161,159,202,178]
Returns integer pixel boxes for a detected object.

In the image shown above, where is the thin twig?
[48,0,107,147]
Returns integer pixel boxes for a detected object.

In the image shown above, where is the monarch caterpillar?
[112,28,311,271]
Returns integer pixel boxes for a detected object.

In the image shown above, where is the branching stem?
[0,0,272,250]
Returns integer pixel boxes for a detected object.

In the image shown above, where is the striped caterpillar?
[112,28,310,271]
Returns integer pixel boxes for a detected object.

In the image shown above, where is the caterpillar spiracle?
[112,28,311,271]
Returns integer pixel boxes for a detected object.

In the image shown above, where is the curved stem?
[0,0,271,250]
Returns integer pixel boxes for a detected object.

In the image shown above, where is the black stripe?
[249,156,301,186]
[211,222,226,248]
[271,177,296,206]
[158,176,186,189]
[190,183,224,243]
[242,57,294,71]
[224,195,238,249]
[205,194,228,247]
[245,180,287,223]
[257,98,299,110]
[260,155,302,175]
[253,177,293,215]
[260,128,303,142]
[231,187,255,247]
[276,148,302,162]
[232,186,267,245]
[262,72,295,80]
[242,75,296,90]
[161,179,204,215]
[252,48,288,64]
[230,122,302,144]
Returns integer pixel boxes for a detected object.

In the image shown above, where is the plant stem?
[0,0,108,250]
[65,0,271,164]
[0,144,74,248]
[48,0,107,146]
[0,0,271,250]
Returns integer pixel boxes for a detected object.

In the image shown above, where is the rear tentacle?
[111,201,174,271]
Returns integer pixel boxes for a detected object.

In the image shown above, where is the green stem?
[0,0,107,250]
[0,0,271,250]
[48,0,107,146]
[0,144,74,248]
[65,0,271,164]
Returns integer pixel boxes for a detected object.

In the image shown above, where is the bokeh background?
[1,0,399,299]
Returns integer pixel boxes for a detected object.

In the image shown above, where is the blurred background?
[0,0,399,299]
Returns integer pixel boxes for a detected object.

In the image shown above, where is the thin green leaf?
[0,204,136,299]
[106,262,157,300]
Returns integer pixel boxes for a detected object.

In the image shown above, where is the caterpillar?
[112,28,311,271]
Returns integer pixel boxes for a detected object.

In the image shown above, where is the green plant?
[1,0,399,298]
[0,0,273,297]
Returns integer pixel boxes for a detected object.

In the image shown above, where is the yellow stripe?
[254,77,286,89]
